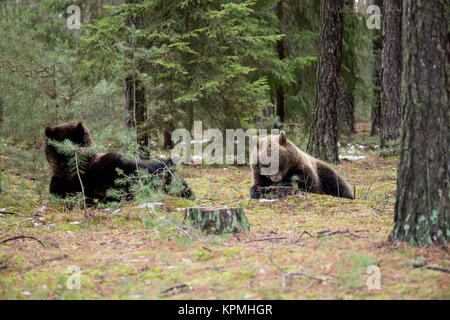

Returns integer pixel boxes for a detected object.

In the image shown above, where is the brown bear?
[250,130,353,199]
[45,122,193,203]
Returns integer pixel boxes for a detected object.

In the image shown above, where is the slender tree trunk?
[124,0,147,147]
[163,131,173,150]
[186,103,194,133]
[392,0,449,247]
[380,0,401,152]
[276,86,285,123]
[0,99,3,125]
[275,0,285,123]
[124,77,148,146]
[339,0,357,134]
[370,0,383,136]
[339,81,356,133]
[307,0,344,163]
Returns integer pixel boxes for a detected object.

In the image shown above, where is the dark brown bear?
[250,131,353,199]
[45,122,193,203]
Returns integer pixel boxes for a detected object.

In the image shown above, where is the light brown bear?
[250,131,353,199]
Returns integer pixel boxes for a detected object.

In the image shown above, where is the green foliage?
[379,138,399,157]
[46,139,97,176]
[80,0,281,132]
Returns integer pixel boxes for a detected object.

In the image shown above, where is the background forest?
[0,0,372,150]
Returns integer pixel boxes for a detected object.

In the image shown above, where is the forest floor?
[0,122,449,300]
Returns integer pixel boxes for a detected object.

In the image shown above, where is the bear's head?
[251,130,296,183]
[45,122,92,146]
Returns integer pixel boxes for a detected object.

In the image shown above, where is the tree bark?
[275,0,285,123]
[339,0,357,134]
[307,0,344,163]
[370,0,383,136]
[184,207,250,234]
[380,0,401,151]
[339,81,356,133]
[392,0,449,247]
[163,130,173,150]
[0,99,3,125]
[124,0,148,147]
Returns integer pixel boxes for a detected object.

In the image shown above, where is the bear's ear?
[76,122,84,130]
[279,130,287,145]
[45,126,53,138]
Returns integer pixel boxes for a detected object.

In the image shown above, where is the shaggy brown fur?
[250,131,353,199]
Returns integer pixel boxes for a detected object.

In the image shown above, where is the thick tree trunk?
[307,0,344,163]
[275,0,285,123]
[380,0,401,152]
[392,0,449,247]
[124,0,147,147]
[184,207,250,234]
[370,0,383,136]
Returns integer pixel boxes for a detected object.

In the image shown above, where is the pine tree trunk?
[124,77,148,146]
[184,207,250,234]
[392,0,449,247]
[163,131,173,150]
[339,0,357,134]
[275,0,285,123]
[380,0,401,152]
[0,99,3,125]
[124,0,147,147]
[370,0,383,136]
[276,86,285,123]
[307,0,344,163]
[339,82,356,134]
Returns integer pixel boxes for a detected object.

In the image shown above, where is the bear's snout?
[269,173,283,183]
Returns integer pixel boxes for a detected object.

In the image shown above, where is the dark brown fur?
[45,122,193,203]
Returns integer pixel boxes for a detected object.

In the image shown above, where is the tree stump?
[183,207,250,234]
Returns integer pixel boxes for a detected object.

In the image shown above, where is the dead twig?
[316,229,368,239]
[413,263,450,273]
[0,211,23,216]
[317,229,350,236]
[160,284,189,297]
[282,272,326,289]
[244,236,286,243]
[1,235,47,248]
[23,254,68,272]
[294,230,314,243]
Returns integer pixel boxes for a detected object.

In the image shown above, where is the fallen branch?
[413,263,449,273]
[282,272,325,289]
[317,229,350,236]
[0,211,23,216]
[316,229,367,239]
[244,236,286,243]
[1,235,46,247]
[160,284,189,297]
[23,254,68,272]
[294,230,314,243]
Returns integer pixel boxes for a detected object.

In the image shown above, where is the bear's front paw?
[250,185,261,199]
